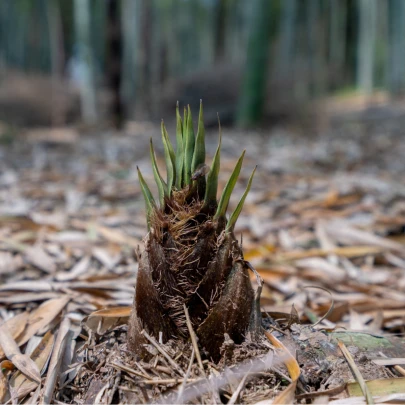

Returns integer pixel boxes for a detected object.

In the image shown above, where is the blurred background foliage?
[0,0,404,129]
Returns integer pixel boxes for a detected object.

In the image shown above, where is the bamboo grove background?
[0,0,404,129]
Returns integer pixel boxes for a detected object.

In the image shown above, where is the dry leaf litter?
[1,110,405,404]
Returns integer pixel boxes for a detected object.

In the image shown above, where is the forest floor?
[1,106,405,404]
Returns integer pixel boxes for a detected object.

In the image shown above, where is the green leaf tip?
[203,132,221,208]
[137,166,156,227]
[184,105,195,186]
[214,150,246,220]
[191,100,206,197]
[161,120,176,194]
[225,165,257,233]
[175,102,184,189]
[191,100,205,172]
[150,139,168,207]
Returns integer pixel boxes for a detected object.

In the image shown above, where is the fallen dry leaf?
[17,296,70,346]
[84,306,131,335]
[265,331,300,404]
[0,312,29,359]
[24,245,57,273]
[0,323,41,383]
[9,329,55,399]
[41,317,71,404]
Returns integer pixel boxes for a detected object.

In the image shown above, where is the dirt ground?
[1,104,405,403]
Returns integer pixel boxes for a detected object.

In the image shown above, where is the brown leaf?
[41,317,71,404]
[17,296,69,346]
[0,312,29,359]
[0,324,41,383]
[0,370,9,404]
[55,255,91,281]
[84,306,131,335]
[325,220,404,252]
[24,245,57,273]
[9,330,55,399]
[265,331,300,404]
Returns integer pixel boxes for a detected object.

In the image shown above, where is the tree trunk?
[356,0,377,95]
[47,0,65,126]
[121,0,139,119]
[135,0,152,120]
[276,0,297,77]
[106,0,123,129]
[329,0,347,88]
[236,0,272,127]
[73,0,98,125]
[388,0,405,98]
[214,0,227,63]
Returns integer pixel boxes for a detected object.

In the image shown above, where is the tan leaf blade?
[0,368,9,404]
[24,245,57,273]
[347,377,405,397]
[265,331,300,404]
[0,312,29,359]
[17,296,70,346]
[84,306,131,335]
[338,340,374,404]
[0,360,15,404]
[9,330,55,400]
[41,317,71,404]
[0,323,41,383]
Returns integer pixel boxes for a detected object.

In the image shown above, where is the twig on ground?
[228,373,249,405]
[110,361,152,380]
[183,304,204,373]
[338,340,374,405]
[138,377,200,385]
[177,348,195,403]
[140,329,185,376]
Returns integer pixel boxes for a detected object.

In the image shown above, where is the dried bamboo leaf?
[338,340,374,404]
[0,324,40,383]
[9,330,55,400]
[0,366,10,404]
[265,331,300,404]
[84,306,131,334]
[17,296,69,346]
[41,317,71,404]
[347,377,405,397]
[0,312,29,359]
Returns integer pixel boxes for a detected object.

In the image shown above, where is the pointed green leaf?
[175,102,184,189]
[137,167,156,227]
[181,106,188,188]
[183,105,195,186]
[191,100,205,172]
[161,121,175,193]
[203,133,221,208]
[150,139,168,207]
[214,150,245,220]
[191,100,206,198]
[225,166,257,233]
[183,106,188,137]
[162,122,176,171]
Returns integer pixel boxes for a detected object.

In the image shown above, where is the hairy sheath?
[128,102,258,361]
